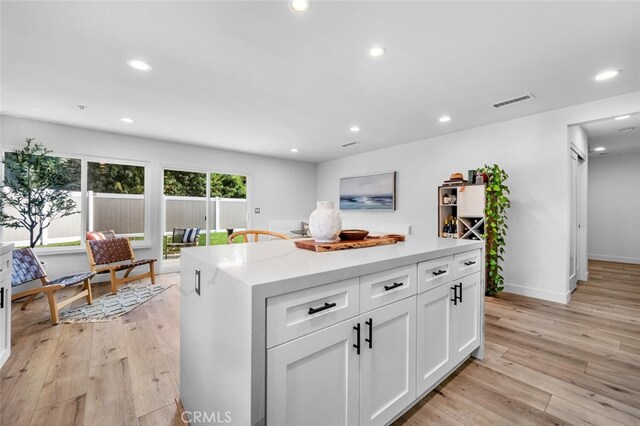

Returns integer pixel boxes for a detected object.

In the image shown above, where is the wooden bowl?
[339,229,369,241]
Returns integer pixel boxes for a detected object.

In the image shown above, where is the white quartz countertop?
[184,237,482,290]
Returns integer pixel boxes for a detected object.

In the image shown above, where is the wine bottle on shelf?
[442,220,449,237]
[453,219,458,238]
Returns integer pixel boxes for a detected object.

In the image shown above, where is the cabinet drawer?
[417,256,454,293]
[267,278,359,349]
[360,265,417,313]
[453,249,482,279]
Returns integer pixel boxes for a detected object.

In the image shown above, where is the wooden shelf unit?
[438,184,486,241]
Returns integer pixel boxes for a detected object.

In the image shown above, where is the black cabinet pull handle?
[457,283,463,303]
[384,282,404,292]
[432,270,447,276]
[464,261,476,266]
[353,323,361,355]
[0,287,4,309]
[308,302,336,315]
[365,318,373,349]
[450,286,457,305]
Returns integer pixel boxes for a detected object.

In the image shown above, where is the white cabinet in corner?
[0,245,13,369]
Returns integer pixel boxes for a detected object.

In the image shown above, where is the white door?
[360,297,416,426]
[452,272,481,364]
[569,150,579,291]
[267,318,360,426]
[416,284,453,396]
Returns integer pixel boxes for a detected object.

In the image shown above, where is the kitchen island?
[180,237,484,425]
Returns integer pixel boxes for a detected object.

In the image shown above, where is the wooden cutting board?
[294,237,398,252]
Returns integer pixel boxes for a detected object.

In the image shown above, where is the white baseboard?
[502,283,570,304]
[588,254,640,265]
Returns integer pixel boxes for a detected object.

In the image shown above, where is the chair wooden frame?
[86,238,156,295]
[227,229,291,244]
[11,248,95,325]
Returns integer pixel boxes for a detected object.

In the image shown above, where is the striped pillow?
[183,228,199,243]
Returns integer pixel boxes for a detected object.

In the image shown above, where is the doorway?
[569,111,640,294]
[161,168,248,271]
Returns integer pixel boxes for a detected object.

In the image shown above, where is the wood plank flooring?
[396,260,640,426]
[2,260,640,425]
[1,273,183,425]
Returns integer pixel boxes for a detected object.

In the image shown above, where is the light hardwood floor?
[2,260,640,425]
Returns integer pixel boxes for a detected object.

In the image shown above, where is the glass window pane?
[2,152,81,248]
[87,162,145,240]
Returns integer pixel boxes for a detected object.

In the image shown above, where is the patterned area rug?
[58,282,173,323]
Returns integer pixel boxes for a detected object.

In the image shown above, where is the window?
[87,162,145,241]
[1,148,148,250]
[2,152,82,248]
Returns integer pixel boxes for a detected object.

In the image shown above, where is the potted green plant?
[477,164,511,295]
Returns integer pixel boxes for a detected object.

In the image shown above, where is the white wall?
[1,115,317,279]
[318,90,640,303]
[588,152,640,264]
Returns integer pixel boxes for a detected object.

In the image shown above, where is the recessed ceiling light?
[121,117,134,123]
[350,126,360,133]
[290,0,310,13]
[594,69,621,81]
[368,46,386,58]
[438,116,452,123]
[290,148,299,153]
[594,147,606,152]
[77,105,87,110]
[614,115,631,120]
[127,59,152,71]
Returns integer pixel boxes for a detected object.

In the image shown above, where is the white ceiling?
[2,1,640,163]
[583,112,640,157]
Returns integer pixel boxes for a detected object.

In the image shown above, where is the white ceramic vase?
[309,201,342,243]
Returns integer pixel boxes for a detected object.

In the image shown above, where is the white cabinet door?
[267,318,360,426]
[416,284,453,396]
[360,296,416,426]
[452,272,481,364]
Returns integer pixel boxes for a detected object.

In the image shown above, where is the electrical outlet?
[254,208,260,214]
[195,269,201,295]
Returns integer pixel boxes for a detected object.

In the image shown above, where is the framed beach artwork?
[339,171,396,211]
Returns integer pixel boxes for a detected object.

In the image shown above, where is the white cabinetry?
[0,244,13,368]
[416,252,482,398]
[267,317,360,426]
[416,284,453,394]
[267,295,416,426]
[452,273,481,361]
[360,297,416,426]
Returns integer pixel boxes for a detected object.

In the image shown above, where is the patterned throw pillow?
[183,228,200,243]
[86,231,106,241]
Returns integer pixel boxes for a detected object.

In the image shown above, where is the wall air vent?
[492,93,535,109]
[341,141,360,148]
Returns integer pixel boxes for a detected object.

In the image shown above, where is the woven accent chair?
[227,230,290,244]
[164,227,200,259]
[86,237,156,295]
[11,248,96,325]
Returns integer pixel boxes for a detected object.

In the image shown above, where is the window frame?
[1,147,151,253]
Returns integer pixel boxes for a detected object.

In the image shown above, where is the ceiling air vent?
[341,141,360,148]
[492,93,535,109]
